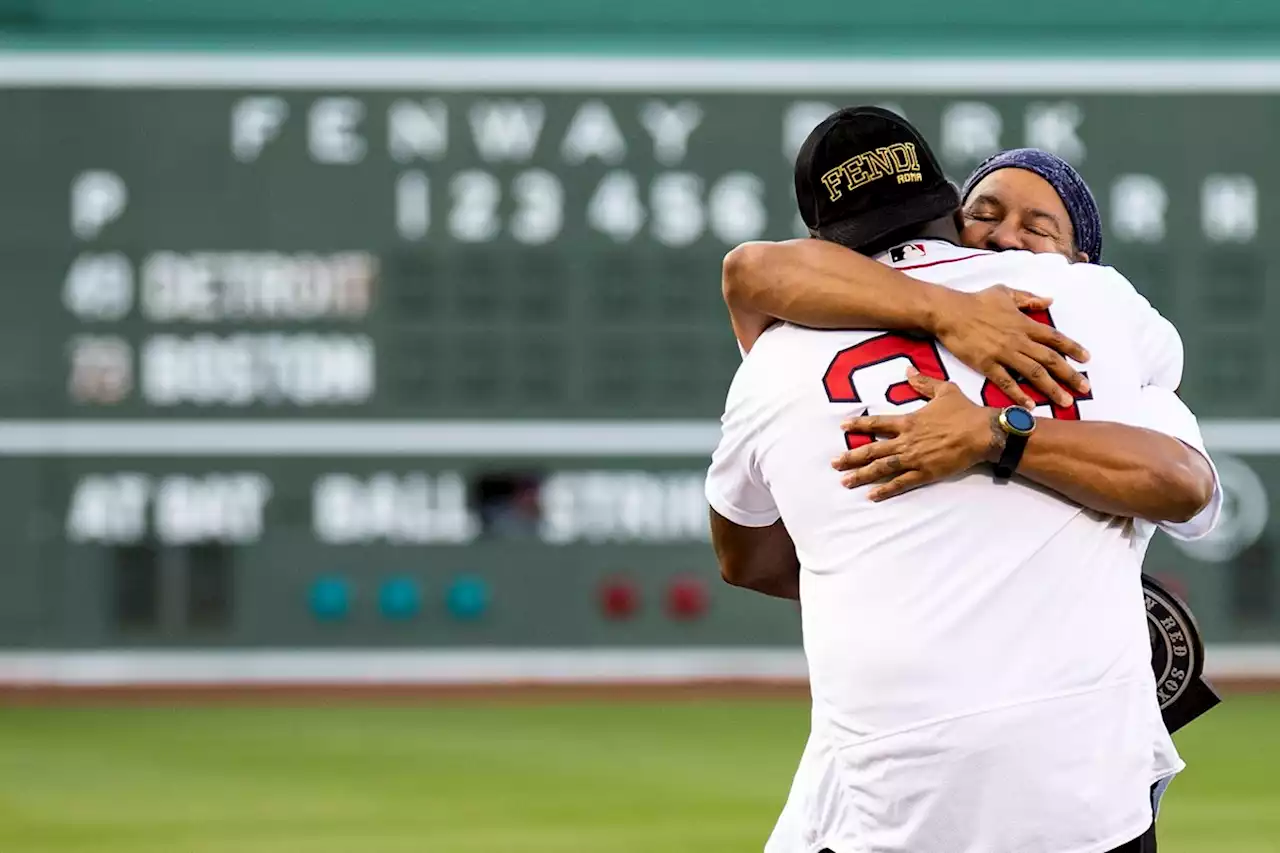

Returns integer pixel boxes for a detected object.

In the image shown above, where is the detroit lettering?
[820,142,922,201]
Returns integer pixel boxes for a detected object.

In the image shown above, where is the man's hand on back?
[928,286,1090,409]
[832,368,999,501]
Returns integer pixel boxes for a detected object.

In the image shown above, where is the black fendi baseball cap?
[795,106,960,254]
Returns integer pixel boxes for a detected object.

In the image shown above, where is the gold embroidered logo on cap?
[819,142,922,201]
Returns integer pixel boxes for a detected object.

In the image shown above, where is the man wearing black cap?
[722,147,1110,397]
[705,107,1218,853]
[793,107,965,256]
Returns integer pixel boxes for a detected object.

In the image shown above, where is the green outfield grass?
[0,694,1276,852]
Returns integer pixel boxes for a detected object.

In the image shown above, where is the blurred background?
[0,1,1278,851]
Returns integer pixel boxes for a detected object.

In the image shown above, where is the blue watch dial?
[1004,406,1035,433]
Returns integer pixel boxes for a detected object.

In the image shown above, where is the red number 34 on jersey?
[822,310,1093,449]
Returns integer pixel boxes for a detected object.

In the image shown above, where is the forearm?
[719,537,801,600]
[990,417,1214,523]
[709,511,801,600]
[731,568,801,600]
[722,239,948,350]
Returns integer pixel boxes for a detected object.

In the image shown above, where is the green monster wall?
[0,6,1277,654]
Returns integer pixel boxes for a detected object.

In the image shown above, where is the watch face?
[1005,407,1036,433]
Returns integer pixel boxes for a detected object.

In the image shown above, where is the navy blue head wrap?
[961,148,1102,264]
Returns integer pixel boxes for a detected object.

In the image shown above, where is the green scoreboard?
[1,53,1277,650]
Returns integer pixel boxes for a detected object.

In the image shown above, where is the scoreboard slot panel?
[0,74,1276,649]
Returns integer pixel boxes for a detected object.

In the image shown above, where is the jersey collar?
[875,239,982,269]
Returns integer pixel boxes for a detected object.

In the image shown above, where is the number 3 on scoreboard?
[822,311,1091,449]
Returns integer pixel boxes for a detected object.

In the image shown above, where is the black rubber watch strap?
[994,432,1029,480]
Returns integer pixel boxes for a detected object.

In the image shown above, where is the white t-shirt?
[705,240,1222,853]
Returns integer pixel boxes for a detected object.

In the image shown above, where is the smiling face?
[960,167,1089,262]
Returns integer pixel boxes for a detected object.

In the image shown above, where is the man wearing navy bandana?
[962,147,1104,265]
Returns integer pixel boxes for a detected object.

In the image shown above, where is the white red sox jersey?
[705,240,1222,853]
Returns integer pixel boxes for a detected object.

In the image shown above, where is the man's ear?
[1074,249,1090,263]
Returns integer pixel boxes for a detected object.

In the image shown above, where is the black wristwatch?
[993,405,1036,481]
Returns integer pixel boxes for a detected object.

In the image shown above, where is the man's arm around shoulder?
[721,238,943,352]
[720,239,1091,409]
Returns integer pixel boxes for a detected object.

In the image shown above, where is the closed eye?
[1025,210,1064,241]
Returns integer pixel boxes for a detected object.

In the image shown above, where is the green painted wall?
[0,4,1275,651]
[5,0,1280,54]
[2,77,1277,647]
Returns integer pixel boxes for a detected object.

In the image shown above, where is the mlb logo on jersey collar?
[889,243,927,263]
